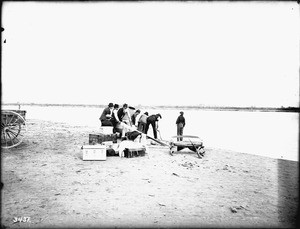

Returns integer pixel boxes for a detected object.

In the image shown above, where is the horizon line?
[2,102,299,112]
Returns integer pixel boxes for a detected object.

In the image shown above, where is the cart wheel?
[1,111,27,149]
[199,148,205,156]
[196,148,203,158]
[169,150,174,156]
[196,147,205,158]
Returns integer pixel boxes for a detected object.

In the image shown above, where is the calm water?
[3,105,299,161]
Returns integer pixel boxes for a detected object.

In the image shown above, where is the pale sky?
[1,1,299,107]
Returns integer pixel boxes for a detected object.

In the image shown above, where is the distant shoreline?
[2,103,299,113]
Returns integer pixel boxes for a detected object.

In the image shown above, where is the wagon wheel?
[169,143,175,156]
[1,111,27,149]
[195,147,203,158]
[196,147,205,158]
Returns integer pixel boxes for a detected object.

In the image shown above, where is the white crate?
[99,126,113,134]
[82,145,106,161]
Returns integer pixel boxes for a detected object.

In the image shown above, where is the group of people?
[100,102,186,141]
[99,103,164,139]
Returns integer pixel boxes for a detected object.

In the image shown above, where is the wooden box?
[89,133,118,145]
[124,148,146,158]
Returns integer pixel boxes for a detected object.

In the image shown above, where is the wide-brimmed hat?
[108,103,113,107]
[180,111,184,115]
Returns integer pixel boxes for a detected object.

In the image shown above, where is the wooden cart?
[169,135,205,158]
[1,110,27,149]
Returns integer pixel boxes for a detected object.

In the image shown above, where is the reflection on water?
[2,105,298,161]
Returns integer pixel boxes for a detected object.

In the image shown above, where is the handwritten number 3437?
[13,217,30,223]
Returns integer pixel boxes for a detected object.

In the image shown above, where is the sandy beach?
[1,119,298,228]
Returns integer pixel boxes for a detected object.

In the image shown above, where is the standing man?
[145,113,162,139]
[138,112,148,133]
[131,109,141,127]
[176,111,185,141]
[99,103,114,126]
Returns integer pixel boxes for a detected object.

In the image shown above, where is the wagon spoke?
[7,131,23,143]
[9,114,23,126]
[1,123,6,129]
[7,129,20,138]
[10,118,20,126]
[9,132,20,144]
[2,133,8,148]
[6,113,15,126]
[1,114,7,126]
[4,113,8,126]
[7,128,22,145]
[4,130,21,148]
[10,135,19,146]
[1,127,5,135]
[7,123,21,132]
[5,131,14,146]
[4,131,13,147]
[5,133,10,148]
[8,124,21,131]
[7,113,14,126]
[7,123,19,127]
[1,129,7,146]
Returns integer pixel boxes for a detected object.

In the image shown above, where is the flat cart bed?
[169,135,205,158]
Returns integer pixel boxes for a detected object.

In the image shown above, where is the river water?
[3,105,298,161]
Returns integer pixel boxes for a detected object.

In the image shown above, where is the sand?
[1,119,298,228]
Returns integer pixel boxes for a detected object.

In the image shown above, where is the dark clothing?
[177,123,184,141]
[125,131,141,141]
[138,123,146,133]
[100,107,112,121]
[176,114,185,141]
[100,107,113,126]
[110,110,119,127]
[147,114,160,123]
[101,120,113,126]
[145,114,160,139]
[176,115,185,127]
[145,121,157,139]
[117,108,126,121]
[131,113,138,126]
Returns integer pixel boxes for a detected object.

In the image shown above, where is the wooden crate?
[124,148,146,158]
[89,133,118,145]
